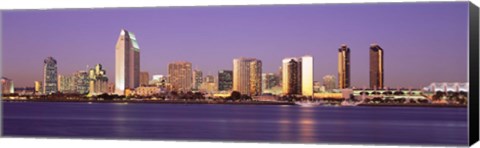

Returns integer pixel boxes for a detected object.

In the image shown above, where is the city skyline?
[2,2,468,88]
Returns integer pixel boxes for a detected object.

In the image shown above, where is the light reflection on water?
[2,102,469,146]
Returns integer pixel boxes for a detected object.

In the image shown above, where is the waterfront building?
[34,81,43,94]
[75,71,89,94]
[139,71,150,86]
[168,61,192,92]
[282,55,314,96]
[58,74,77,94]
[115,29,140,95]
[370,44,384,89]
[200,75,217,93]
[233,58,262,96]
[262,73,279,91]
[43,57,58,94]
[218,70,233,91]
[323,75,337,92]
[134,86,160,96]
[338,44,351,89]
[423,82,469,93]
[192,69,203,91]
[1,77,14,94]
[88,64,109,95]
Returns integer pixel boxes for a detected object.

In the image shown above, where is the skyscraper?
[282,56,314,96]
[43,57,58,94]
[115,29,140,95]
[262,73,279,91]
[370,44,384,89]
[75,71,89,94]
[168,61,192,92]
[301,56,314,96]
[284,58,301,95]
[34,81,43,94]
[233,58,262,96]
[323,75,337,91]
[338,44,351,89]
[89,64,109,95]
[218,70,233,91]
[58,74,77,94]
[192,69,203,91]
[140,71,150,86]
[249,61,262,96]
[200,75,217,93]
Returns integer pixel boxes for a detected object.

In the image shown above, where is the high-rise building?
[249,61,262,96]
[75,71,89,94]
[277,66,283,87]
[262,73,279,91]
[115,29,140,95]
[192,69,203,91]
[43,57,58,94]
[338,44,351,89]
[282,56,314,96]
[200,75,217,93]
[284,58,301,95]
[1,77,14,94]
[233,58,262,96]
[370,44,384,89]
[218,70,233,91]
[89,64,109,95]
[139,71,150,86]
[323,75,337,91]
[34,81,43,94]
[301,56,314,96]
[58,74,77,94]
[168,61,192,92]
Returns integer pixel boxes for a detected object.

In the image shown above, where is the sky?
[1,2,469,88]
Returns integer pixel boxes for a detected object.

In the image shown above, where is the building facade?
[168,61,193,92]
[139,71,150,86]
[233,58,262,96]
[262,73,279,91]
[338,44,351,89]
[75,71,89,94]
[43,57,58,94]
[218,70,233,91]
[369,44,384,89]
[192,69,203,91]
[89,64,109,95]
[115,29,140,95]
[282,55,314,96]
[58,74,77,94]
[34,81,43,94]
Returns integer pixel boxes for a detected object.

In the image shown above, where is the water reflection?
[298,107,316,143]
[112,104,129,137]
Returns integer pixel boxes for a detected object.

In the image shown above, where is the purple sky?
[2,2,469,88]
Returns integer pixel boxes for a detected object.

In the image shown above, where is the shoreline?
[2,99,467,108]
[2,99,295,105]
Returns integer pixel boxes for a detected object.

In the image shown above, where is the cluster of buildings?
[2,29,468,100]
[35,56,112,95]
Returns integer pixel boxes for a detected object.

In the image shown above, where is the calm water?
[2,102,468,146]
